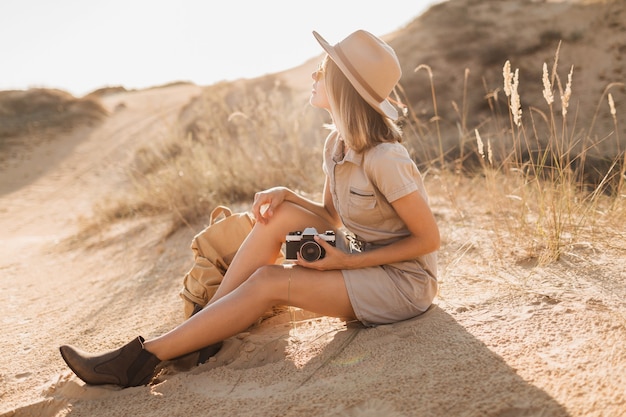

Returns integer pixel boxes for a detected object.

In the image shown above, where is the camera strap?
[347,234,365,253]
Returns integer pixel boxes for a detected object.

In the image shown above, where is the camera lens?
[299,241,322,262]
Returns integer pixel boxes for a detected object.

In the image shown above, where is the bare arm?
[252,176,341,229]
[297,190,440,270]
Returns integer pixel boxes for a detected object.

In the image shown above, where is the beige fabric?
[312,30,401,120]
[343,260,438,326]
[323,131,438,325]
[323,131,437,278]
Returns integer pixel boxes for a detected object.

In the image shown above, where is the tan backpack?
[180,206,255,318]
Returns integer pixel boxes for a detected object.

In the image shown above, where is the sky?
[0,0,440,97]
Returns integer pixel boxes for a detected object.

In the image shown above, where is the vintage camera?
[285,227,336,262]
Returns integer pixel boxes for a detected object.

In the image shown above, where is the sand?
[1,83,625,417]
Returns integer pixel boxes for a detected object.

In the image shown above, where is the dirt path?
[0,84,202,414]
[1,82,624,417]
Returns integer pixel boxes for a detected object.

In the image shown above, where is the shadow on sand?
[13,305,569,417]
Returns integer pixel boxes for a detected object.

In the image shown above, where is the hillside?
[390,0,625,160]
[0,0,624,416]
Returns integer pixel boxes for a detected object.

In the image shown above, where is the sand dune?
[0,82,624,417]
[2,0,626,414]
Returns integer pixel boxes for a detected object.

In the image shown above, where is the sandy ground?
[1,84,625,417]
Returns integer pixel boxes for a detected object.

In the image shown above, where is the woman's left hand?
[295,235,350,270]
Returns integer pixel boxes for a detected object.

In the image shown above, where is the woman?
[59,29,440,388]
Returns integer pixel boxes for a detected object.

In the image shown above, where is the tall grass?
[93,76,326,233]
[403,45,625,264]
[94,50,624,264]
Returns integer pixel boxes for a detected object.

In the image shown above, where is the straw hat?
[313,30,401,120]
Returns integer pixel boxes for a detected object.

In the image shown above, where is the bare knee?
[239,265,286,305]
[253,201,334,240]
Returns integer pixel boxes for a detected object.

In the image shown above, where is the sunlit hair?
[322,57,402,153]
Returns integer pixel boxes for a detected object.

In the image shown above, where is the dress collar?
[332,133,363,166]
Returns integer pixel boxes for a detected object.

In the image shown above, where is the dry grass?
[91,76,326,233]
[83,47,624,264]
[0,88,107,144]
[403,44,625,265]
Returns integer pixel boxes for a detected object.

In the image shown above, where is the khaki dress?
[323,131,438,326]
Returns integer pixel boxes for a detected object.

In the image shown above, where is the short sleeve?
[363,143,420,203]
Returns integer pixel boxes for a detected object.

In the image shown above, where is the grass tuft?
[93,76,326,233]
[88,49,624,264]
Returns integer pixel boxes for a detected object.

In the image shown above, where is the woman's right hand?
[252,186,288,224]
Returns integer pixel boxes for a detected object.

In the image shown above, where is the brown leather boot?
[59,336,161,387]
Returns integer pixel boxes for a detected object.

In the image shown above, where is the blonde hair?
[323,57,402,153]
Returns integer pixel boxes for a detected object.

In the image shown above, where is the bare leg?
[144,264,355,360]
[208,201,336,303]
[58,202,349,386]
[144,201,349,360]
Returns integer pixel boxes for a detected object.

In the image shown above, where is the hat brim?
[313,31,398,120]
